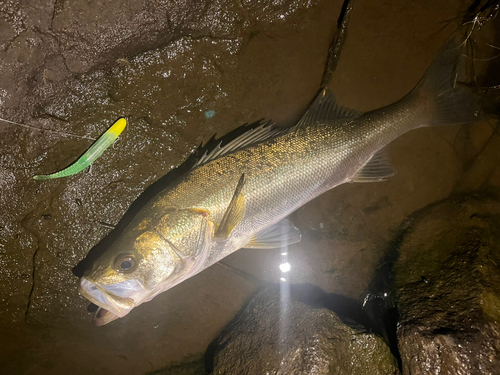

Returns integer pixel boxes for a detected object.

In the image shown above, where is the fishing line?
[0,117,96,169]
[0,117,96,140]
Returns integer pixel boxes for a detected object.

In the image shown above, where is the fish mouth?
[93,306,120,327]
[79,277,143,326]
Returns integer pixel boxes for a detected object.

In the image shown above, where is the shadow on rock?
[362,233,404,371]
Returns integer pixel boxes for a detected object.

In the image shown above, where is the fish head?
[79,208,213,326]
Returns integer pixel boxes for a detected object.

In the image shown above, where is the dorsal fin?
[296,88,363,128]
[194,121,286,167]
[193,89,361,168]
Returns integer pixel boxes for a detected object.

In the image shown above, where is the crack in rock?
[25,239,40,321]
[19,204,47,323]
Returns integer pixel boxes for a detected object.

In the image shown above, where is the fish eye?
[114,254,137,273]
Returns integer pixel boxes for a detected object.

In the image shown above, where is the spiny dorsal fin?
[215,174,246,238]
[244,219,302,249]
[350,148,396,183]
[296,88,363,128]
[194,121,286,168]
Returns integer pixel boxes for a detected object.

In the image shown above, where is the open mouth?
[79,277,125,317]
[78,277,142,325]
[93,307,120,326]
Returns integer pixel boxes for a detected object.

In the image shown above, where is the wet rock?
[147,356,205,375]
[51,0,242,73]
[395,194,500,374]
[45,0,312,74]
[210,285,399,375]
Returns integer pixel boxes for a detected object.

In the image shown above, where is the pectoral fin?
[245,219,302,249]
[216,174,246,238]
[351,149,396,183]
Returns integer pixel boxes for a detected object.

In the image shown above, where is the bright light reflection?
[279,262,291,273]
[279,243,290,366]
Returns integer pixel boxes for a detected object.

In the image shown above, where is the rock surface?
[146,356,205,375]
[210,285,399,375]
[0,0,499,373]
[395,194,500,375]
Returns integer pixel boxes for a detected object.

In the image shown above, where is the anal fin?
[351,149,396,183]
[244,219,301,249]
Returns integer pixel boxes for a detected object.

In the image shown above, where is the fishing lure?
[33,117,127,181]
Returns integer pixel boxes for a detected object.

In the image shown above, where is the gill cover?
[144,208,214,296]
[156,208,212,262]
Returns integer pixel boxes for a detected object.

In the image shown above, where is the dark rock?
[210,285,399,375]
[395,194,500,374]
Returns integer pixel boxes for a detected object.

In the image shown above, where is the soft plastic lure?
[33,118,127,181]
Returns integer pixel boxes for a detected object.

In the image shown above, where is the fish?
[33,118,127,180]
[78,39,478,326]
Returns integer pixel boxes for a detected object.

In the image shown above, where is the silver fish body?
[79,40,477,325]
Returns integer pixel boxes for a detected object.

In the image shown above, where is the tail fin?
[416,37,480,126]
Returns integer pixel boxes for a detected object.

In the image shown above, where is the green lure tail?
[33,118,127,181]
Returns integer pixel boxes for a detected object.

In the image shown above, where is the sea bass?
[79,40,478,325]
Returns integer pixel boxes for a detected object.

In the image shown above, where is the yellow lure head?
[108,117,127,137]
